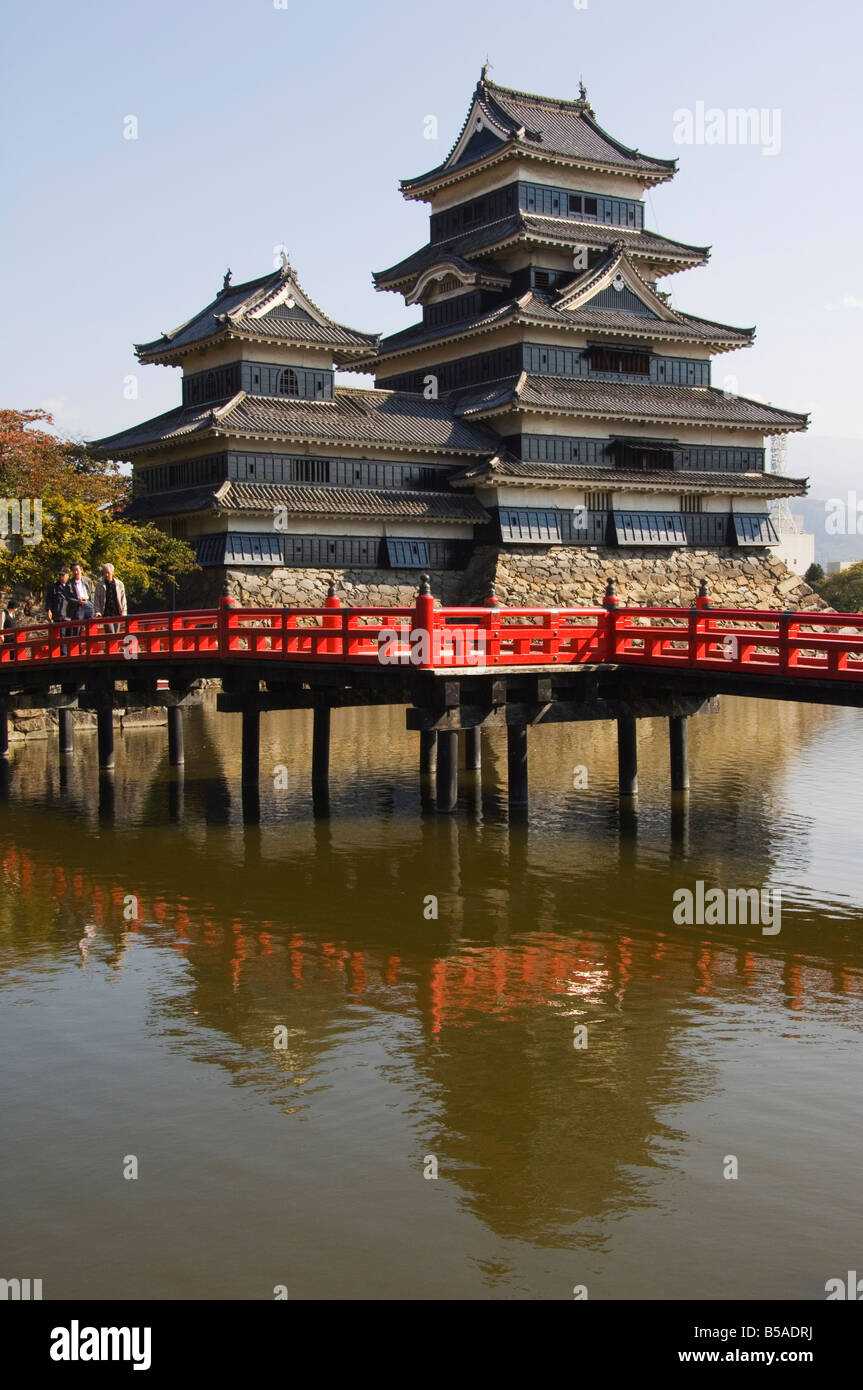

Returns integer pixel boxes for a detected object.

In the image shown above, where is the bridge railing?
[2,595,863,682]
[610,607,863,679]
[0,610,220,666]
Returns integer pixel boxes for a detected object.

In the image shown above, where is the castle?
[93,71,818,612]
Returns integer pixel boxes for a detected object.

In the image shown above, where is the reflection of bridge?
[2,579,862,815]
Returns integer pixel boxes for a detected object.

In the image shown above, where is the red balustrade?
[2,596,863,683]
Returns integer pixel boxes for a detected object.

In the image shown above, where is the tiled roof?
[123,485,223,520]
[91,388,499,459]
[374,214,708,288]
[124,481,487,525]
[219,482,488,523]
[373,289,750,358]
[452,374,809,431]
[93,402,215,453]
[402,77,675,193]
[220,390,497,454]
[450,457,807,495]
[136,265,378,362]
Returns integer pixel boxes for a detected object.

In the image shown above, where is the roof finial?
[576,79,595,118]
[481,58,492,82]
[222,267,232,292]
[278,247,292,277]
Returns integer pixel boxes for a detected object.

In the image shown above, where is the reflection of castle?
[3,763,861,1246]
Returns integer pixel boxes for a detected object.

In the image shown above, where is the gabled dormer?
[136,256,379,372]
[400,69,677,206]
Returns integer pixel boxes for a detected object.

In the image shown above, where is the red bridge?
[1,582,860,815]
[2,588,861,680]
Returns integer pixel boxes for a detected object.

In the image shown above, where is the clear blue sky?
[1,0,860,492]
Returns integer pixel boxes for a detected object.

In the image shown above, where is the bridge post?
[312,703,331,790]
[436,730,458,812]
[617,716,638,796]
[97,706,114,770]
[464,726,482,772]
[0,705,8,759]
[58,707,74,755]
[167,706,184,766]
[419,728,437,776]
[669,715,690,791]
[241,707,259,790]
[507,723,529,806]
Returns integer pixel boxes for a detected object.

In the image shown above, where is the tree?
[0,409,196,607]
[818,561,863,612]
[0,408,129,505]
[804,561,824,586]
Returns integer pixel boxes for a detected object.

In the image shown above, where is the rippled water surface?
[1,696,861,1299]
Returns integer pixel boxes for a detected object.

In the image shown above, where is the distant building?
[92,71,817,610]
[826,559,861,575]
[774,515,815,576]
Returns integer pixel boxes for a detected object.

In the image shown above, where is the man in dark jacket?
[1,599,20,662]
[45,566,71,622]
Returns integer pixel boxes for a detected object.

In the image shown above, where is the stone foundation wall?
[180,566,466,610]
[173,547,829,614]
[8,706,166,741]
[460,546,828,612]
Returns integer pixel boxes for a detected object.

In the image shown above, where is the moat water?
[0,696,861,1299]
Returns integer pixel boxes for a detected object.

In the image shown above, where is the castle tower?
[356,71,811,605]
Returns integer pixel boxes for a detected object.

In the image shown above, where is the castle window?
[614,512,688,546]
[586,491,611,511]
[590,345,650,376]
[681,495,702,513]
[568,194,582,214]
[584,197,598,217]
[279,369,300,396]
[386,538,430,568]
[499,509,561,544]
[733,514,779,546]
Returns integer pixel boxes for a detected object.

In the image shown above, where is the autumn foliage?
[0,409,196,607]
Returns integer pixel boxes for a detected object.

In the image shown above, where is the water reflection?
[1,697,862,1297]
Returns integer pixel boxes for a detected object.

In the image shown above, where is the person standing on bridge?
[63,563,94,637]
[45,566,71,623]
[46,565,71,655]
[94,563,127,633]
[1,598,20,662]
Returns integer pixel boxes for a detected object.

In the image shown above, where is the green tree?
[0,409,196,607]
[0,495,196,607]
[819,561,863,612]
[804,561,824,586]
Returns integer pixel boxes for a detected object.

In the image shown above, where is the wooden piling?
[420,728,437,776]
[58,707,73,755]
[436,730,458,812]
[669,715,690,791]
[617,716,638,796]
[507,723,528,805]
[241,707,259,789]
[97,707,114,770]
[464,726,482,772]
[167,705,184,766]
[312,705,331,789]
